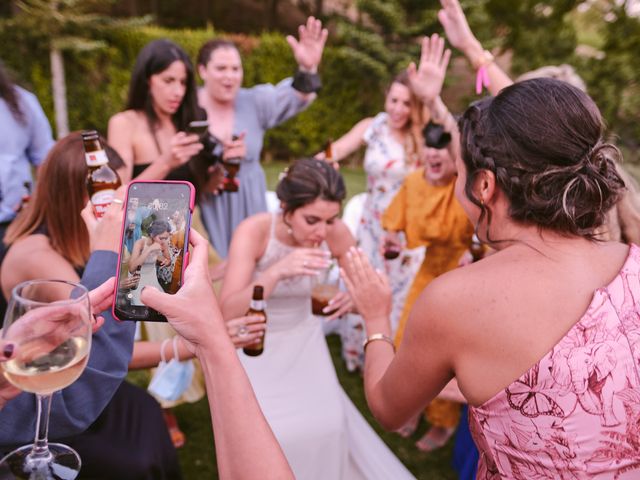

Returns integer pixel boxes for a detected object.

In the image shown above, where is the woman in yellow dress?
[382,129,474,451]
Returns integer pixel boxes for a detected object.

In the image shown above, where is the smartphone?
[113,180,195,322]
[187,120,209,138]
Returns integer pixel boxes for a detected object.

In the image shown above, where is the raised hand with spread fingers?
[407,33,451,106]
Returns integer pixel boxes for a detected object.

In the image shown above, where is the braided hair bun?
[458,78,624,239]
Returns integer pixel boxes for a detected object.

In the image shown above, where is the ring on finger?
[302,260,308,267]
[237,326,248,337]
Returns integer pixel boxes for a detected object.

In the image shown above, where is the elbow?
[366,396,405,432]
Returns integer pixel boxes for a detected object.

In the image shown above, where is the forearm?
[198,337,293,479]
[129,339,195,370]
[363,338,399,431]
[221,269,280,319]
[462,41,513,95]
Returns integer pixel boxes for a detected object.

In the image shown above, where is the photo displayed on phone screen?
[115,182,192,320]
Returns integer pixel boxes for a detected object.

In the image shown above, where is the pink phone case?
[112,180,196,322]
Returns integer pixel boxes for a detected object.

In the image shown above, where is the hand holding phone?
[187,120,209,138]
[113,181,195,322]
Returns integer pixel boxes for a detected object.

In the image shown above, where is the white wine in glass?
[0,279,93,480]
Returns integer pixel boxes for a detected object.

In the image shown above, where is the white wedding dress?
[130,248,163,306]
[238,215,415,480]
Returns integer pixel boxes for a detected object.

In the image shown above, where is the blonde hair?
[516,64,587,92]
[386,71,425,169]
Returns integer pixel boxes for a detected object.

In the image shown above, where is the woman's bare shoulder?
[2,234,69,285]
[237,212,272,234]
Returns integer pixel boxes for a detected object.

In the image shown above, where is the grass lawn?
[131,161,459,479]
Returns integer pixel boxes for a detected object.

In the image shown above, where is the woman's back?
[427,239,638,478]
[465,243,640,478]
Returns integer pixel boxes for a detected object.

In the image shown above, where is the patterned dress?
[340,112,424,372]
[470,244,640,479]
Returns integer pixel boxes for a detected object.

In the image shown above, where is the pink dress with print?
[469,244,640,479]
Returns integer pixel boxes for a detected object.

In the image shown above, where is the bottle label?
[91,189,115,218]
[85,150,109,167]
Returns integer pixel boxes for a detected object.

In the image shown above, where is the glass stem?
[28,393,53,462]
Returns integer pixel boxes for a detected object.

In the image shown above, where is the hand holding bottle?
[163,132,204,169]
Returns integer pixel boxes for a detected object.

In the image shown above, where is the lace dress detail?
[469,244,640,479]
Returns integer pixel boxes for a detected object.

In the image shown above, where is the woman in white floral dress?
[317,71,425,371]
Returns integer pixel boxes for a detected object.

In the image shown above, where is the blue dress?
[198,78,309,258]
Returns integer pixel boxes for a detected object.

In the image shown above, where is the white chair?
[341,192,367,237]
[265,190,281,214]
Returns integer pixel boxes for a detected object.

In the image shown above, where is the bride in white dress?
[128,219,172,306]
[220,159,415,479]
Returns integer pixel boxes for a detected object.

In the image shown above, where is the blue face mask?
[148,338,194,402]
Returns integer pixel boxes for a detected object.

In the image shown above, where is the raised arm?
[438,0,513,95]
[286,16,328,101]
[341,248,456,430]
[315,117,372,164]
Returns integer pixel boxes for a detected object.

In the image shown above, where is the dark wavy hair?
[148,219,170,238]
[458,78,625,243]
[0,61,24,124]
[197,39,239,67]
[276,158,346,216]
[126,39,203,139]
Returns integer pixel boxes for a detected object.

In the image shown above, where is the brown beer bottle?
[243,285,267,357]
[82,130,122,218]
[470,234,485,262]
[222,134,241,193]
[324,139,333,161]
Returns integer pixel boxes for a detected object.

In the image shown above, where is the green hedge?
[0,25,386,162]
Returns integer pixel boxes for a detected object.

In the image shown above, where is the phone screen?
[114,181,193,321]
[187,120,209,138]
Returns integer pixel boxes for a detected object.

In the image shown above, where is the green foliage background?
[0,0,638,161]
[0,24,386,162]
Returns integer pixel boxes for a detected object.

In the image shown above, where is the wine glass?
[0,280,92,480]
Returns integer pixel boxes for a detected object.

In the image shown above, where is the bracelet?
[363,333,395,352]
[470,49,494,70]
[472,50,494,95]
[292,69,322,94]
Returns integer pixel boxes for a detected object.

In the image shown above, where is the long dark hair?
[126,39,203,144]
[0,61,25,124]
[458,78,624,243]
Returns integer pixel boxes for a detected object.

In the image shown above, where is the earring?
[287,227,293,236]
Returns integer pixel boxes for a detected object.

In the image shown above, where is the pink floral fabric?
[469,244,640,479]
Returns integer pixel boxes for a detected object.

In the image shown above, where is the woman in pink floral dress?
[318,72,425,372]
[343,34,640,480]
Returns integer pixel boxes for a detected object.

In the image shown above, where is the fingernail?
[3,343,14,359]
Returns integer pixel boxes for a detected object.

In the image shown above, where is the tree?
[1,0,149,137]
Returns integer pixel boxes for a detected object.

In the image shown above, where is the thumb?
[139,286,175,317]
[81,201,97,231]
[286,35,298,51]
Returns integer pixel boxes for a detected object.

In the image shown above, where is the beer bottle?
[470,234,485,262]
[82,130,122,218]
[243,285,267,357]
[324,139,333,161]
[222,134,241,193]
